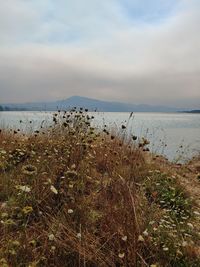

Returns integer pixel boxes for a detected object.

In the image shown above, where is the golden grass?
[0,110,200,267]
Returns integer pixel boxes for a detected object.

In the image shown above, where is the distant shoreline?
[180,110,200,114]
[1,109,200,113]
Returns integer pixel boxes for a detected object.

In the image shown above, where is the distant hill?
[1,95,186,112]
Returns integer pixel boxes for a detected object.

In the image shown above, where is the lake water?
[0,111,200,162]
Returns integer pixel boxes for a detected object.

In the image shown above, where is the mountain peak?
[2,96,182,112]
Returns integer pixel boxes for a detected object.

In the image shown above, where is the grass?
[0,109,200,266]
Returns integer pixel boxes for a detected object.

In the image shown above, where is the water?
[0,111,200,162]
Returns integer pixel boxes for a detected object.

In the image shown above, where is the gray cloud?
[0,0,199,108]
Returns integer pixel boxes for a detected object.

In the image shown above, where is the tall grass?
[0,109,199,266]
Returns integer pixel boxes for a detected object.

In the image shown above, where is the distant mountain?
[1,95,186,112]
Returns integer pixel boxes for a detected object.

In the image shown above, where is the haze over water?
[1,111,200,162]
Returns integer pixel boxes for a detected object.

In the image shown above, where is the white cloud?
[0,0,199,108]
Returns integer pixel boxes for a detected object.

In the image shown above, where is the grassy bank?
[0,110,200,267]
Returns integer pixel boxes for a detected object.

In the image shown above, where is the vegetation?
[0,110,200,266]
[184,110,200,114]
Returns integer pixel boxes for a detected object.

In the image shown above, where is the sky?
[0,0,199,108]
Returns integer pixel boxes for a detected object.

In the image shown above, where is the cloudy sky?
[0,0,199,108]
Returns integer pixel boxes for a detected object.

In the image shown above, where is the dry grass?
[0,110,200,267]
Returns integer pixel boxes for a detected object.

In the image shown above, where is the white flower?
[118,252,125,259]
[122,236,127,242]
[71,164,76,169]
[163,247,169,251]
[138,235,145,242]
[48,234,55,241]
[51,246,56,251]
[18,185,31,193]
[50,185,58,194]
[77,233,81,239]
[68,209,74,214]
[143,230,148,237]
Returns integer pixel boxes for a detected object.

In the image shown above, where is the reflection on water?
[0,111,200,162]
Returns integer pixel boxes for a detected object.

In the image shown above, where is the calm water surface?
[0,111,200,162]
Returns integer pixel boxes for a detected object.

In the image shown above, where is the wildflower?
[0,150,7,155]
[71,164,76,169]
[22,164,37,176]
[67,209,74,214]
[118,252,125,259]
[50,185,58,194]
[22,206,33,215]
[163,247,169,251]
[51,246,56,251]
[29,240,36,246]
[138,235,145,242]
[69,183,74,189]
[48,234,55,241]
[122,236,127,242]
[4,219,15,225]
[18,185,31,193]
[143,230,148,237]
[77,233,81,239]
